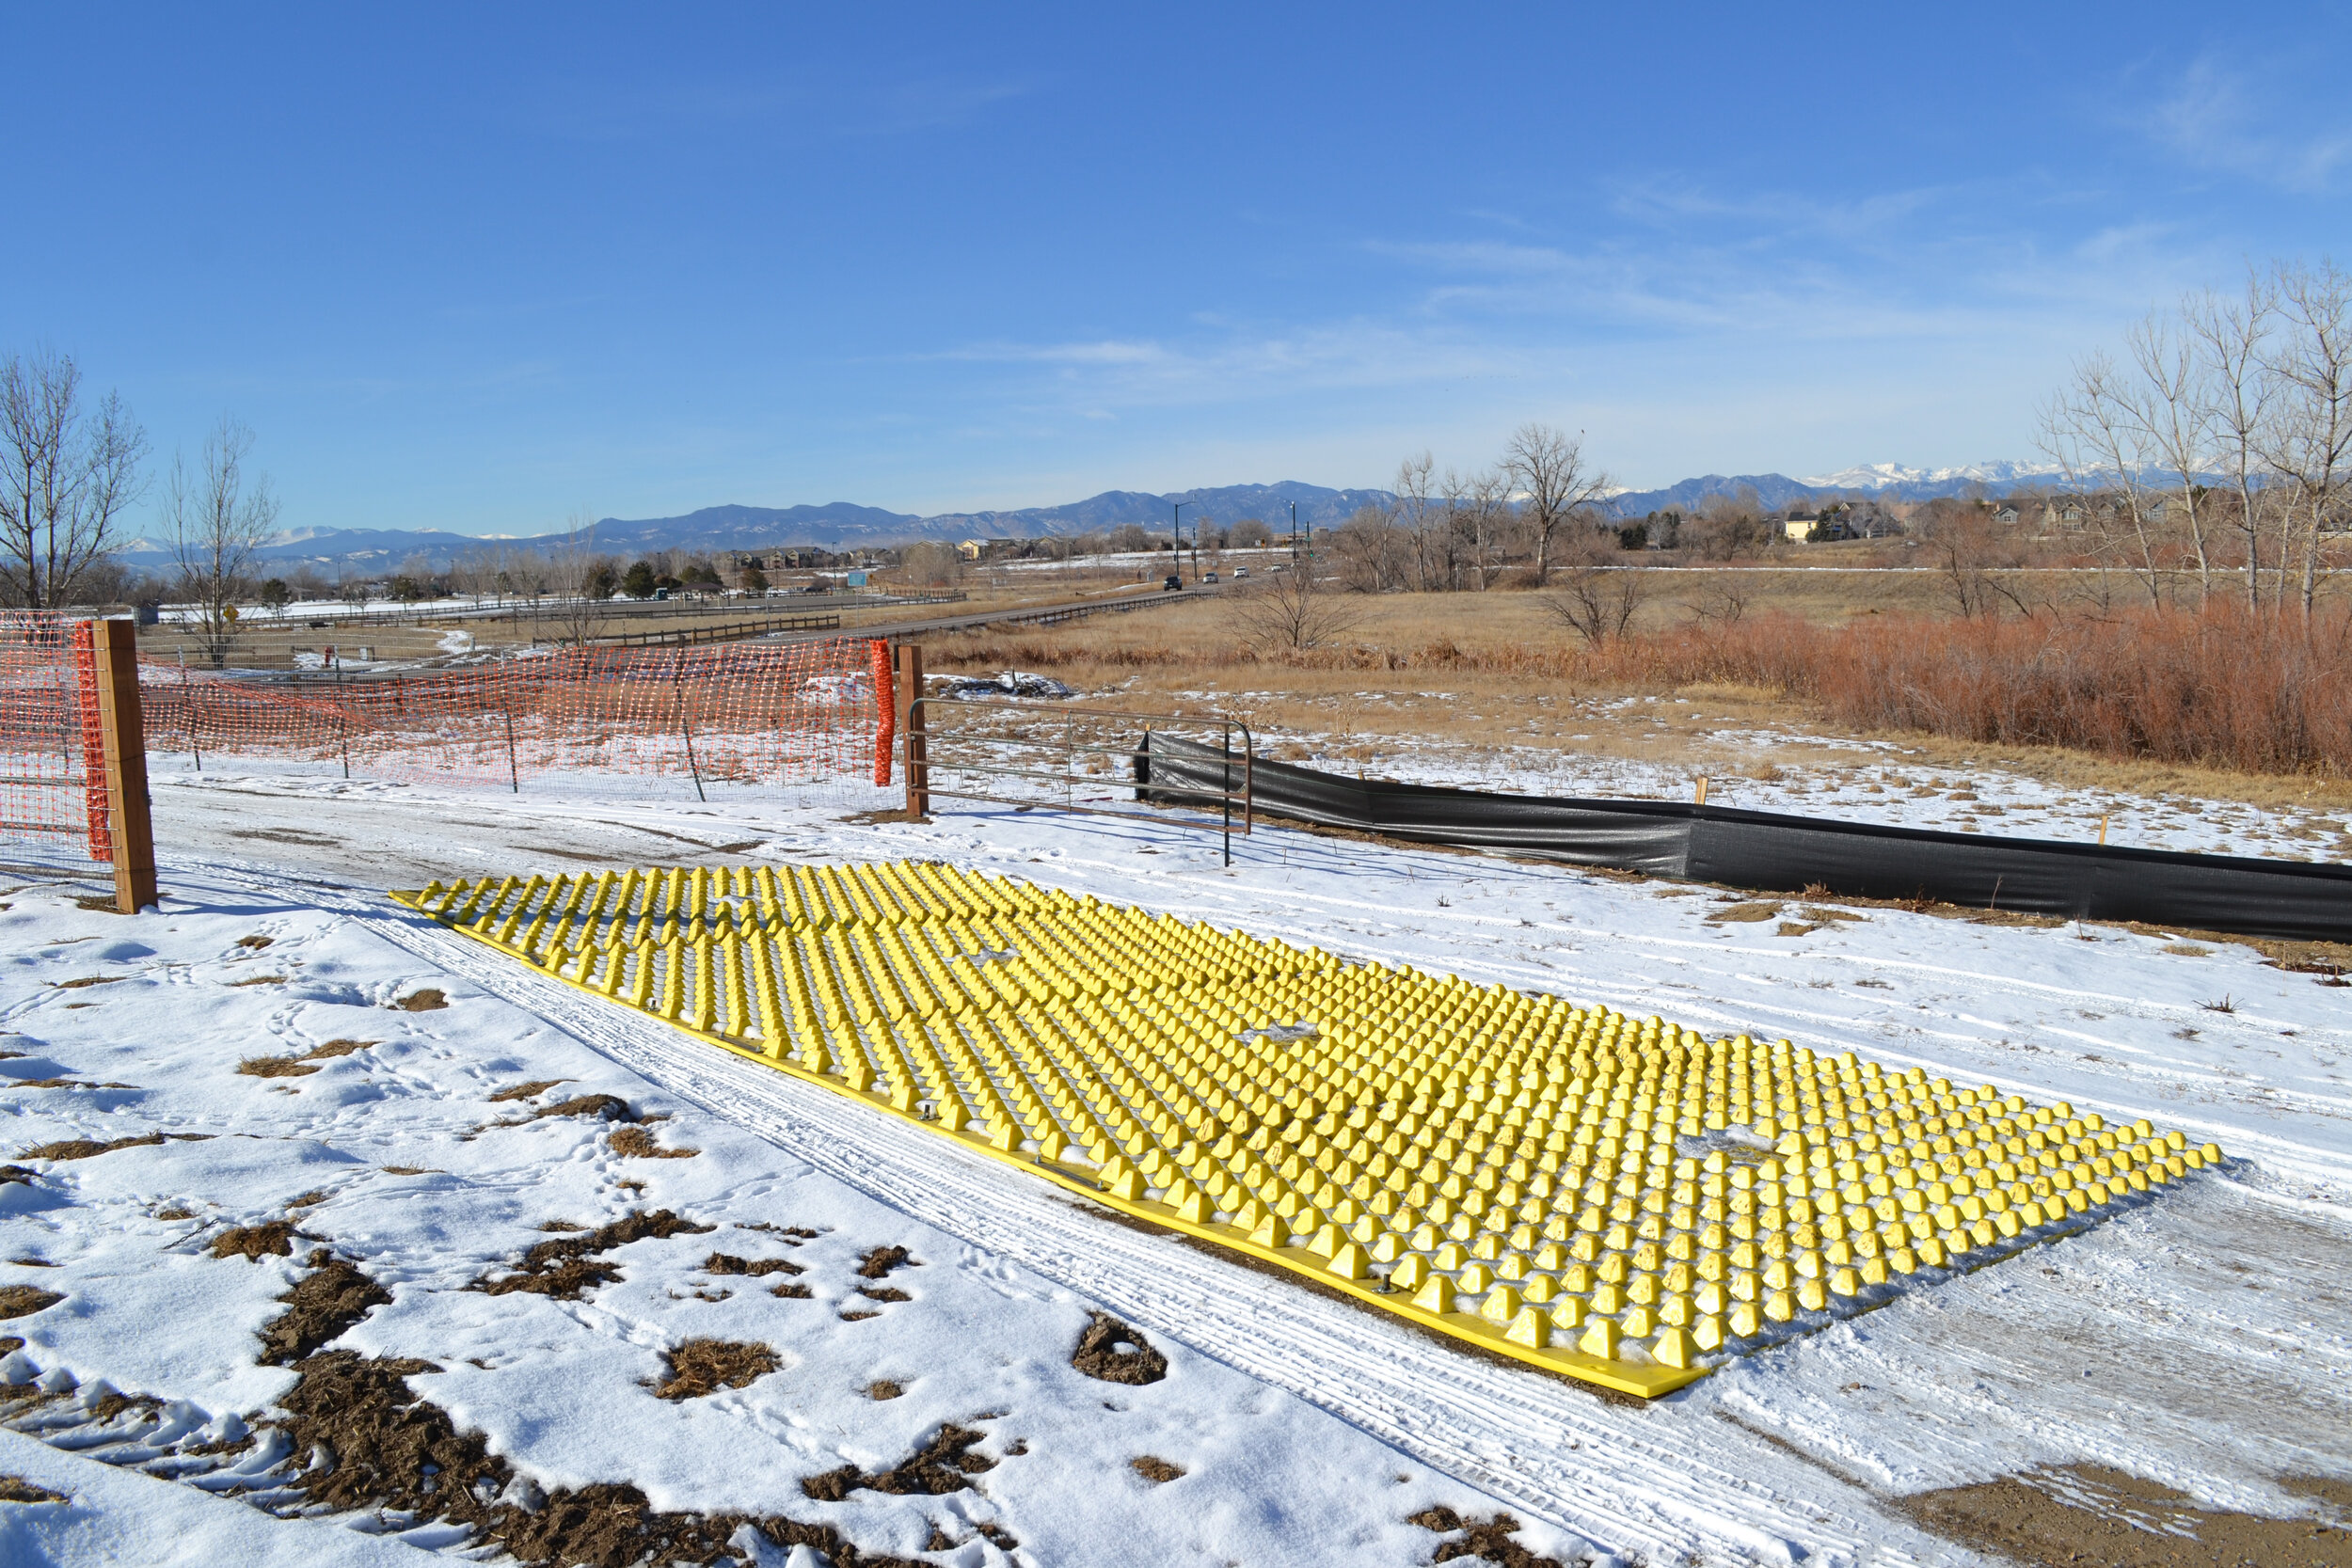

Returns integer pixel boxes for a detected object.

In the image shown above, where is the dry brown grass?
[910,583,2352,812]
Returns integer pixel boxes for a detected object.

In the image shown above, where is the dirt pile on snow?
[472,1210,713,1300]
[260,1250,392,1365]
[207,1221,301,1260]
[649,1338,778,1402]
[799,1421,1000,1501]
[1409,1506,1566,1568]
[1071,1312,1167,1385]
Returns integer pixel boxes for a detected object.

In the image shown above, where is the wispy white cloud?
[2143,55,2351,194]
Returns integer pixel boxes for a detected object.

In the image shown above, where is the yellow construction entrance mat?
[390,861,2221,1398]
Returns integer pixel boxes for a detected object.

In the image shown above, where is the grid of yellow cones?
[390,860,2221,1398]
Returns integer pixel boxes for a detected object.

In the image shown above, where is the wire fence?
[0,612,113,861]
[139,637,898,800]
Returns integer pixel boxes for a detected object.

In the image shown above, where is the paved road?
[778,581,1219,643]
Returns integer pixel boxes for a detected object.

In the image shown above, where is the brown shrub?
[1586,601,2352,778]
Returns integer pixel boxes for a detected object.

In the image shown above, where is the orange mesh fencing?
[0,611,108,859]
[141,636,897,797]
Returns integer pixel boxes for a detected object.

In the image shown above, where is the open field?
[0,770,2346,1565]
[915,586,2352,857]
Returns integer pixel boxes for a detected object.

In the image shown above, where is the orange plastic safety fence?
[0,610,108,859]
[140,637,896,797]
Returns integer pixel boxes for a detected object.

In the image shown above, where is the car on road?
[1163,574,1182,592]
[1232,567,1248,578]
[1203,571,1219,583]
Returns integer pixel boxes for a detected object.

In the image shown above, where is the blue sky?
[7,5,2349,536]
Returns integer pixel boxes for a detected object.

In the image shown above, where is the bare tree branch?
[1502,423,1612,585]
[0,349,150,608]
[166,418,278,668]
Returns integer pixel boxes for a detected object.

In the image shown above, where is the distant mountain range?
[106,464,2079,571]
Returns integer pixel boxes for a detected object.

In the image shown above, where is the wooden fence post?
[895,642,929,816]
[90,620,158,913]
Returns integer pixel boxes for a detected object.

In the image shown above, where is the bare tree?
[1444,467,1510,590]
[1226,561,1361,652]
[166,419,278,668]
[0,349,149,608]
[1327,502,1409,594]
[2262,260,2352,620]
[1913,499,2032,619]
[2124,312,2220,604]
[2185,274,2280,609]
[2038,352,2169,606]
[1502,423,1612,584]
[1543,564,1647,646]
[1392,451,1450,591]
[545,512,612,645]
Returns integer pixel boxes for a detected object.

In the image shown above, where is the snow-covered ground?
[2,765,2347,1566]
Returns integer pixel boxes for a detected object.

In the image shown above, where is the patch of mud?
[472,1210,713,1300]
[1903,1464,2352,1568]
[0,1286,64,1321]
[1071,1312,1168,1386]
[609,1125,697,1158]
[391,988,448,1011]
[267,1351,932,1567]
[0,1474,66,1503]
[208,1221,303,1260]
[867,1381,903,1401]
[650,1338,779,1402]
[1408,1506,1565,1568]
[488,1079,566,1102]
[0,1166,32,1186]
[801,1423,1000,1501]
[771,1282,813,1299]
[260,1250,391,1365]
[855,1245,915,1279]
[856,1286,912,1304]
[1131,1455,1184,1483]
[705,1253,803,1277]
[236,935,274,950]
[527,1094,636,1123]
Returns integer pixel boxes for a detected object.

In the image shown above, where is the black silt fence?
[1136,734,2352,944]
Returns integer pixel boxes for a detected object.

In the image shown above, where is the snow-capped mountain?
[1796,460,2070,492]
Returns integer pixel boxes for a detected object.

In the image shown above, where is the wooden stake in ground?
[91,619,157,913]
[895,642,929,816]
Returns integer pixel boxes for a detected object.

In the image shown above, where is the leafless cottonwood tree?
[1444,467,1510,591]
[2263,261,2352,618]
[1502,423,1613,584]
[545,511,612,645]
[1226,560,1361,652]
[0,349,149,608]
[2044,258,2352,623]
[2039,352,2171,608]
[166,419,278,667]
